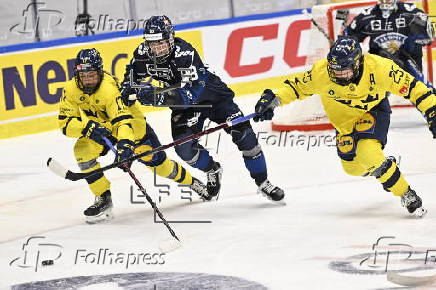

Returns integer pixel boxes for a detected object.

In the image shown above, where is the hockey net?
[272,0,435,131]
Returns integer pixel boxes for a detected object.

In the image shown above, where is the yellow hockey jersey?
[275,53,436,135]
[58,73,146,142]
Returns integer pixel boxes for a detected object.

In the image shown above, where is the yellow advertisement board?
[0,30,202,138]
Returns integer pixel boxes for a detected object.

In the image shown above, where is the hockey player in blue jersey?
[120,15,285,203]
[344,0,434,86]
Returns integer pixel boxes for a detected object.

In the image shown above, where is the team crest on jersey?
[373,33,407,54]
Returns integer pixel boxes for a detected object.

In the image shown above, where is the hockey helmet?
[143,15,175,64]
[74,48,103,94]
[378,0,398,18]
[327,36,363,86]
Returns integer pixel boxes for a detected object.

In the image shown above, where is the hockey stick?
[47,113,256,181]
[387,271,436,287]
[302,9,334,46]
[101,136,181,246]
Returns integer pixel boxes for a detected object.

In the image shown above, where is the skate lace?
[261,181,275,194]
[90,195,105,209]
[401,191,417,207]
[191,180,208,195]
[207,169,218,185]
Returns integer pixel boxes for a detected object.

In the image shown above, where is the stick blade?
[47,158,68,178]
[387,271,436,287]
[159,239,182,253]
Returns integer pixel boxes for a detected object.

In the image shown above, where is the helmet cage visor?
[143,29,174,63]
[75,63,103,94]
[379,0,397,12]
[328,57,360,85]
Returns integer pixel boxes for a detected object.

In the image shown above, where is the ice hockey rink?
[1,96,436,290]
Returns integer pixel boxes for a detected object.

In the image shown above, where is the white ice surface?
[1,96,436,289]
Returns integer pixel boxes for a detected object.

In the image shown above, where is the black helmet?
[327,36,362,86]
[143,15,175,64]
[74,48,103,94]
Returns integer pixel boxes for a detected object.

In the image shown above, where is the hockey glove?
[136,85,158,106]
[120,81,137,107]
[425,106,436,138]
[254,89,280,122]
[115,139,135,171]
[82,120,112,145]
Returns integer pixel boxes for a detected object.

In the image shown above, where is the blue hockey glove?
[402,36,419,54]
[137,85,158,106]
[120,81,137,107]
[425,106,436,139]
[82,120,112,145]
[115,139,135,171]
[254,89,280,122]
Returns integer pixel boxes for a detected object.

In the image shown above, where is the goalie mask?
[378,0,398,18]
[143,15,175,64]
[327,36,363,86]
[74,48,103,94]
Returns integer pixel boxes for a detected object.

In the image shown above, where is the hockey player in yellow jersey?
[58,48,209,223]
[254,36,436,217]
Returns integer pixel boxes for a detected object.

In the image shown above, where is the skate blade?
[411,207,427,218]
[85,209,114,224]
[200,194,219,202]
[258,192,286,206]
[269,196,286,206]
[271,199,286,206]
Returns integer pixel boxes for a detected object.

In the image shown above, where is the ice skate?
[401,188,427,218]
[257,180,285,204]
[84,191,114,224]
[205,162,222,200]
[190,177,212,201]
